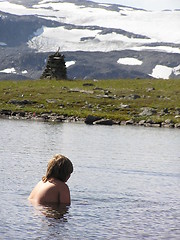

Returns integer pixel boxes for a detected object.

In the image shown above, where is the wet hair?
[42,154,73,183]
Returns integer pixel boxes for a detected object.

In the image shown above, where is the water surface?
[0,119,180,239]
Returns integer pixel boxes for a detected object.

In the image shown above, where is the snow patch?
[66,61,76,68]
[33,26,44,37]
[0,67,16,74]
[130,46,180,54]
[98,4,111,7]
[150,65,172,79]
[0,42,7,46]
[117,57,143,65]
[173,65,180,76]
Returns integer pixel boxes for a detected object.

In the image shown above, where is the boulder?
[125,119,134,125]
[85,115,101,124]
[0,109,12,115]
[139,107,157,116]
[175,123,180,128]
[138,120,146,125]
[93,119,114,125]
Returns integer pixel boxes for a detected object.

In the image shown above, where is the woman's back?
[28,178,70,205]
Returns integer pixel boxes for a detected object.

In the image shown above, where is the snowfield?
[0,0,180,53]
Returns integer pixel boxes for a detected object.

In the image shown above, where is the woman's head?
[42,154,73,183]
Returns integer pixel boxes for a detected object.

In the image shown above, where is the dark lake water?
[0,119,180,239]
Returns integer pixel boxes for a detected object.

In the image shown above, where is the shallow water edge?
[0,111,180,129]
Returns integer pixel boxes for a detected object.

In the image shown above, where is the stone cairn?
[41,49,67,79]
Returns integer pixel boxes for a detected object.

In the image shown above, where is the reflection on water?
[31,202,69,220]
[0,119,180,239]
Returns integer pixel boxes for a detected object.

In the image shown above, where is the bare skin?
[28,177,71,205]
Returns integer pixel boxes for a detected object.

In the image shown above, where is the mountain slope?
[0,0,180,80]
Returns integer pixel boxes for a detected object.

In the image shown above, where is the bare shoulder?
[28,180,43,198]
[53,179,70,191]
[54,179,71,204]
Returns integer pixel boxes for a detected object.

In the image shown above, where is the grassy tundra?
[0,79,180,125]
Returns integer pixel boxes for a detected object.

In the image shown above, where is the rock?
[162,124,174,128]
[160,108,169,115]
[120,103,130,109]
[144,123,153,127]
[164,119,173,124]
[146,118,154,124]
[139,107,157,116]
[46,99,57,103]
[125,119,134,125]
[162,119,174,128]
[0,109,12,115]
[175,108,180,115]
[40,113,51,121]
[93,119,114,125]
[96,94,116,99]
[93,87,104,91]
[41,49,67,80]
[55,116,64,122]
[138,120,146,125]
[104,90,111,95]
[83,83,94,87]
[85,115,101,124]
[126,94,140,100]
[16,111,26,117]
[146,87,155,92]
[8,99,36,105]
[68,88,94,94]
[175,123,180,128]
[120,121,126,125]
[151,123,161,128]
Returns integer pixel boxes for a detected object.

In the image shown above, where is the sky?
[91,0,180,11]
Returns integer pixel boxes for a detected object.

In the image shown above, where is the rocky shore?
[1,110,180,129]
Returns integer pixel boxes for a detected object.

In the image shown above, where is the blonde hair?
[42,154,73,183]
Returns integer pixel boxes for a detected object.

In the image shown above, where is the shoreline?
[1,79,180,129]
[1,110,180,129]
